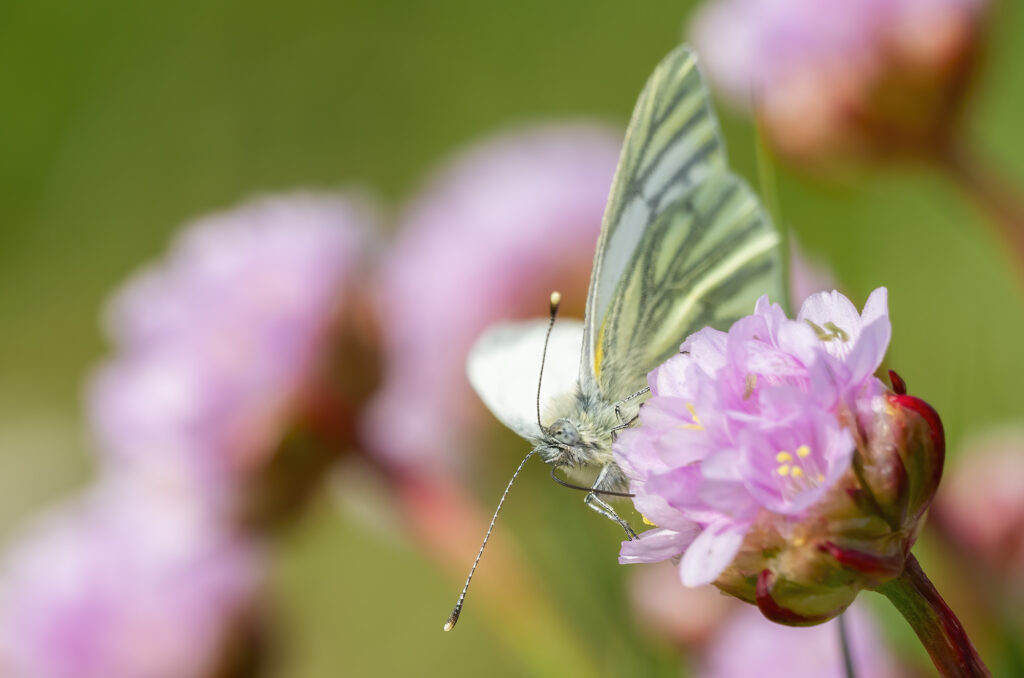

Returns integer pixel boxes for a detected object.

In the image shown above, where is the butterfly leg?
[611,386,649,441]
[609,415,639,441]
[585,493,638,540]
[613,386,650,424]
[584,464,638,540]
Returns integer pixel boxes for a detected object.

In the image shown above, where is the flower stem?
[876,554,991,678]
[939,141,1024,285]
[837,612,857,678]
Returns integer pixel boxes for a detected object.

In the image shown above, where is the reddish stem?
[877,554,991,677]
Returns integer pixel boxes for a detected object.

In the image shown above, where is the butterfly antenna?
[443,447,540,632]
[536,291,562,432]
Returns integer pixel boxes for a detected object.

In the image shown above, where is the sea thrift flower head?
[934,427,1024,581]
[362,124,620,475]
[90,194,377,522]
[0,479,264,678]
[616,287,945,624]
[691,0,986,165]
[699,601,902,678]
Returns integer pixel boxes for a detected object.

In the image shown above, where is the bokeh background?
[2,1,1022,676]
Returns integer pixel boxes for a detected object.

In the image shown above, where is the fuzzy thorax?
[536,386,635,493]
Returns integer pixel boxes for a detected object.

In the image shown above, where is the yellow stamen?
[775,451,793,463]
[679,403,704,431]
[777,465,791,476]
[791,467,805,478]
[641,515,657,527]
[824,321,849,342]
[744,374,757,400]
[796,445,811,458]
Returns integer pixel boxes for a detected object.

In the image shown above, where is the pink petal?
[630,492,694,531]
[679,519,749,586]
[845,316,891,385]
[679,328,729,376]
[860,287,889,326]
[619,525,700,564]
[797,290,862,339]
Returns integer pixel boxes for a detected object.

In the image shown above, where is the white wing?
[467,319,583,441]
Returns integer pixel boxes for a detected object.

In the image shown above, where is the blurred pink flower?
[89,194,371,496]
[788,241,838,309]
[0,479,263,678]
[934,426,1024,578]
[628,561,740,647]
[691,0,986,162]
[362,124,621,474]
[699,601,902,678]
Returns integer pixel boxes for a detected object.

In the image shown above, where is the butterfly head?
[546,418,581,445]
[536,418,580,465]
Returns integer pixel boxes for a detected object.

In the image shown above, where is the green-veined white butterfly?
[445,45,784,630]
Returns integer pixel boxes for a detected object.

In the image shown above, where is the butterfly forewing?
[581,46,728,394]
[467,319,584,440]
[593,171,783,398]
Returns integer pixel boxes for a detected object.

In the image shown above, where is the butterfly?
[445,45,784,630]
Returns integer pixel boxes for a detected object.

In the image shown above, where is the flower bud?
[89,194,378,528]
[714,386,944,624]
[691,0,986,167]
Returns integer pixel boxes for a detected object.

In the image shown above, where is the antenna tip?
[443,608,461,632]
[549,291,561,313]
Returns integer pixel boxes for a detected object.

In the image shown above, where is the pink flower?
[934,427,1024,578]
[616,287,945,625]
[89,194,371,499]
[0,479,263,678]
[362,124,621,474]
[617,289,889,586]
[699,601,902,678]
[691,0,986,162]
[628,561,740,647]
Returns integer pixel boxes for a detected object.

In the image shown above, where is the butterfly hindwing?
[593,171,783,399]
[581,45,728,394]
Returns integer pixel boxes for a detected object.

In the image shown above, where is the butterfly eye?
[548,419,581,446]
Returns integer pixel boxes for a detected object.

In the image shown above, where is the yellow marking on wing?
[593,321,607,381]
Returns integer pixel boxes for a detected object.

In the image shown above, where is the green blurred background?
[2,1,1022,676]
